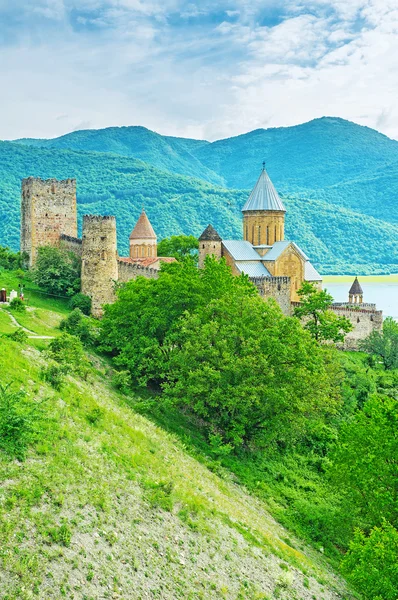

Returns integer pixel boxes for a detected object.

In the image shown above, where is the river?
[323,276,398,320]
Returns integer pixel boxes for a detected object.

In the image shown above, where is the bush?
[7,328,28,343]
[69,293,92,315]
[32,246,81,296]
[46,333,90,378]
[59,309,98,345]
[0,382,44,460]
[112,370,132,393]
[341,522,398,600]
[40,363,67,390]
[9,297,26,312]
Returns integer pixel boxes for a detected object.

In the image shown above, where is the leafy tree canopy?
[294,281,352,343]
[360,317,398,370]
[32,246,81,296]
[157,235,198,260]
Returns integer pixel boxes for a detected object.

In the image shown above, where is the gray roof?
[199,224,222,241]
[242,167,286,213]
[222,240,261,261]
[262,241,308,262]
[349,277,363,295]
[304,261,322,282]
[235,261,271,277]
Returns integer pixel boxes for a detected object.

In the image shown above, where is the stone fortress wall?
[60,234,82,256]
[250,276,291,315]
[330,303,383,350]
[21,177,77,267]
[117,259,159,283]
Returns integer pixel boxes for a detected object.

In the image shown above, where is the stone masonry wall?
[60,234,82,257]
[21,177,77,267]
[117,260,159,283]
[81,215,118,317]
[330,304,383,350]
[199,240,222,269]
[250,276,291,316]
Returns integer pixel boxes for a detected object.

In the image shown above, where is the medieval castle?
[20,167,383,348]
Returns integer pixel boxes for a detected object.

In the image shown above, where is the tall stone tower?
[129,210,157,259]
[81,215,118,317]
[21,177,77,267]
[242,165,286,247]
[198,224,222,268]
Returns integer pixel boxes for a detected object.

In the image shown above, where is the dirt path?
[1,307,55,339]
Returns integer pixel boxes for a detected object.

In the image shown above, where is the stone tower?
[349,277,363,304]
[242,165,286,247]
[129,210,157,259]
[81,215,118,317]
[198,224,222,268]
[21,177,77,267]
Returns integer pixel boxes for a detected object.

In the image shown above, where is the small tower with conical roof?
[129,209,157,260]
[198,224,222,269]
[349,277,363,304]
[242,163,286,247]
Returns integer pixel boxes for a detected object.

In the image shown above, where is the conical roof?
[199,224,222,241]
[242,166,286,213]
[129,210,157,240]
[349,277,363,295]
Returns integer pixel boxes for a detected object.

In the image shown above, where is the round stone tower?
[81,215,118,317]
[242,164,286,247]
[198,224,222,269]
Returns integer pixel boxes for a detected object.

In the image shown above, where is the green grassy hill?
[0,282,352,600]
[1,140,398,274]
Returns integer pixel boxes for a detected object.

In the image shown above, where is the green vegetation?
[68,292,92,315]
[294,282,352,342]
[0,245,25,270]
[157,234,199,260]
[359,316,398,369]
[9,297,26,312]
[2,118,398,274]
[32,246,81,296]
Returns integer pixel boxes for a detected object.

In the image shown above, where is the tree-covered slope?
[14,117,398,225]
[1,140,398,273]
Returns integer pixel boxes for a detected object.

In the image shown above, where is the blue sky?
[0,0,397,140]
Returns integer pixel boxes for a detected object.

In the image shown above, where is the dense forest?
[1,128,398,273]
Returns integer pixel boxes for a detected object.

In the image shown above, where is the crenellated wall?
[250,276,291,315]
[21,177,77,267]
[60,234,82,257]
[330,304,383,350]
[117,259,160,283]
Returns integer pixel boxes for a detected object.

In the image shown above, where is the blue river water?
[324,281,398,320]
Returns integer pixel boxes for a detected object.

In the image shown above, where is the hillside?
[13,117,398,225]
[0,280,351,599]
[1,139,398,274]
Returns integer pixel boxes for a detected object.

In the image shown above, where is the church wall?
[243,211,285,246]
[220,246,241,276]
[250,276,291,316]
[272,247,304,302]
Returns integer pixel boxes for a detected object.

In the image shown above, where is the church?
[198,164,322,312]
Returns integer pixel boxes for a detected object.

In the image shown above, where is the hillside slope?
[1,140,398,273]
[0,300,352,600]
[13,117,398,225]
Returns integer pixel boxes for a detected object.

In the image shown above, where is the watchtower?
[81,215,118,317]
[198,224,222,268]
[348,277,363,304]
[20,177,77,267]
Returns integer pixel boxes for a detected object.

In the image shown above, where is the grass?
[0,316,354,599]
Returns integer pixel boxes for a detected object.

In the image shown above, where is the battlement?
[60,234,82,244]
[250,276,290,285]
[60,234,82,257]
[22,176,76,187]
[250,275,291,315]
[83,214,116,223]
[117,258,159,283]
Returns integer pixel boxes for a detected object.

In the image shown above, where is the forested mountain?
[2,117,398,273]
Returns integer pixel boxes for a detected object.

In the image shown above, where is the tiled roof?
[242,167,286,213]
[129,210,157,240]
[304,261,322,281]
[235,261,271,277]
[222,240,261,261]
[199,224,222,241]
[349,277,363,295]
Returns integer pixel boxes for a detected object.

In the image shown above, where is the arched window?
[266,226,269,245]
[258,226,261,245]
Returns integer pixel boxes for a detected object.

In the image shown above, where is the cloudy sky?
[0,0,397,141]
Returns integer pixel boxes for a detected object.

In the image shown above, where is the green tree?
[32,246,81,296]
[0,246,26,270]
[329,394,398,528]
[359,317,398,370]
[164,293,341,449]
[341,521,398,600]
[294,281,352,343]
[157,235,199,260]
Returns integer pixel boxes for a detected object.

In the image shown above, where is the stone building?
[20,178,175,316]
[198,165,322,315]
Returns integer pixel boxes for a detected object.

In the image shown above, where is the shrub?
[0,382,44,460]
[46,333,90,378]
[112,370,132,393]
[9,297,26,312]
[7,328,28,343]
[69,293,92,316]
[59,309,98,345]
[32,246,81,296]
[85,407,104,426]
[40,363,67,390]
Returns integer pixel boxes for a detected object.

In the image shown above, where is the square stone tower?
[21,177,77,267]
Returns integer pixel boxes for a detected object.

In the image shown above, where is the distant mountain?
[1,139,397,274]
[14,117,398,226]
